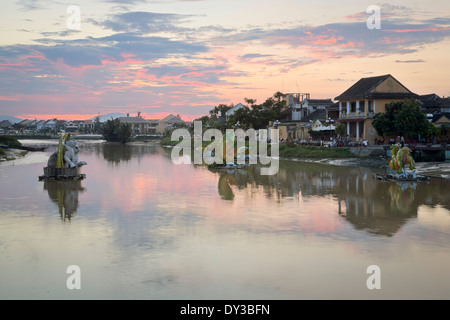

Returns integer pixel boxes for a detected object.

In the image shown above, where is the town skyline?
[1,1,449,121]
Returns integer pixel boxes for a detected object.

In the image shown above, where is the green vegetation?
[160,136,181,147]
[0,135,22,149]
[194,92,286,132]
[278,143,354,159]
[100,119,133,144]
[335,122,346,138]
[372,99,436,140]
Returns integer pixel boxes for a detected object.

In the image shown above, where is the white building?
[225,103,248,120]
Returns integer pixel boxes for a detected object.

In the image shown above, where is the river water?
[0,140,449,300]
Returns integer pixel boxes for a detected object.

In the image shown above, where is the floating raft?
[207,162,249,170]
[39,166,86,181]
[373,173,430,182]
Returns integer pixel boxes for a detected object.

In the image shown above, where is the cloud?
[16,0,45,11]
[29,32,208,68]
[90,11,193,33]
[223,17,450,62]
[395,59,426,63]
[240,53,274,61]
[2,5,450,118]
[345,3,413,21]
[41,30,82,37]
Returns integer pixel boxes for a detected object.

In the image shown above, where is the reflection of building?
[335,74,418,144]
[206,160,450,237]
[44,181,85,221]
[336,175,419,237]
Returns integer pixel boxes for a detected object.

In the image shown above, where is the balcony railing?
[340,112,366,119]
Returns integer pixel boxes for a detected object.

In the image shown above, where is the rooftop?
[335,74,418,101]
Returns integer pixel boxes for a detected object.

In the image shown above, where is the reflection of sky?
[1,143,450,299]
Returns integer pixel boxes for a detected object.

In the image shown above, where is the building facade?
[335,74,418,144]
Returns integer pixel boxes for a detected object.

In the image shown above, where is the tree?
[335,122,346,138]
[372,99,431,140]
[93,116,101,133]
[209,103,232,122]
[100,119,133,143]
[244,98,257,108]
[116,122,133,144]
[227,107,252,130]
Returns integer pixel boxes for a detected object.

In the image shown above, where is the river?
[0,140,449,299]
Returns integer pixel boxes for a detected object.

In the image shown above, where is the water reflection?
[217,172,238,200]
[43,180,85,221]
[2,142,450,299]
[207,160,450,237]
[101,143,133,164]
[100,142,161,164]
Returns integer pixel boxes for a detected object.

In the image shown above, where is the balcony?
[340,112,367,120]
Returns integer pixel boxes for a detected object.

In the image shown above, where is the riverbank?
[160,136,450,178]
[0,148,29,162]
[3,137,449,179]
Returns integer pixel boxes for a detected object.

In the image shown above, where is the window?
[351,102,356,113]
[359,100,365,113]
[368,100,374,113]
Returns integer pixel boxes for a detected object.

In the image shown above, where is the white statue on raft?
[47,134,87,169]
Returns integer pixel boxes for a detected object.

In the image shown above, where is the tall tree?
[100,119,133,143]
[372,99,432,140]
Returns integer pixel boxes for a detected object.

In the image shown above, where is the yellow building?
[335,74,418,144]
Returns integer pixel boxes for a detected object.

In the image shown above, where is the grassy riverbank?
[278,142,355,159]
[0,135,27,161]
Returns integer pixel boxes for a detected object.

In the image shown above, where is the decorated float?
[374,144,429,182]
[39,133,87,181]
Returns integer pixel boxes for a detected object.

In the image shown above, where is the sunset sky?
[0,0,449,121]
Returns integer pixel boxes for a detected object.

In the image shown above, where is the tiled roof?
[327,102,339,111]
[118,116,150,124]
[159,114,185,123]
[302,99,334,106]
[300,109,327,122]
[335,74,418,101]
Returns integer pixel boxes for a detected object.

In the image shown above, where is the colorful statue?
[389,144,415,174]
[48,133,87,169]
